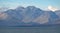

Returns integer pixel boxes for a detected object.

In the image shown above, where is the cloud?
[48,5,58,11]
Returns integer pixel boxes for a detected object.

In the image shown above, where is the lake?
[0,26,60,33]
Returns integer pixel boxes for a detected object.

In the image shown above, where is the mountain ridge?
[0,6,60,26]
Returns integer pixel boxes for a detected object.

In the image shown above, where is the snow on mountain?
[0,6,60,26]
[0,7,9,12]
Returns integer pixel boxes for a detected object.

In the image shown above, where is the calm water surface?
[0,26,60,33]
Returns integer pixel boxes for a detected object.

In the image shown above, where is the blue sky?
[0,0,60,9]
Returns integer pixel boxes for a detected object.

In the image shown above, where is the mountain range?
[0,6,60,26]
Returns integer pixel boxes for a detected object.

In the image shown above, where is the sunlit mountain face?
[0,6,60,26]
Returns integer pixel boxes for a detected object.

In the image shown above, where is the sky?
[0,0,60,10]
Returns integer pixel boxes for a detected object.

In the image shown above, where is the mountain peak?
[16,6,25,9]
[0,7,9,12]
[27,6,36,8]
